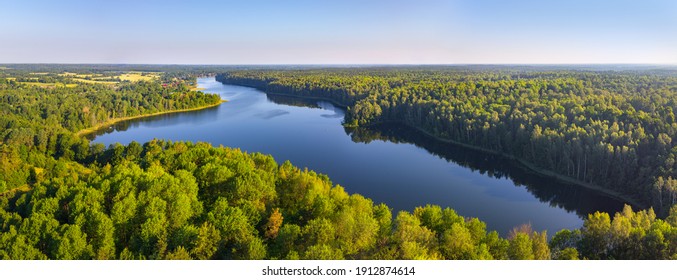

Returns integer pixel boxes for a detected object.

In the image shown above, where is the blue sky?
[0,0,675,64]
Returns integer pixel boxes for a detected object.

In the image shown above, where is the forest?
[0,68,221,194]
[216,67,677,216]
[1,65,677,259]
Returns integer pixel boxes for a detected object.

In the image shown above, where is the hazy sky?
[1,0,675,64]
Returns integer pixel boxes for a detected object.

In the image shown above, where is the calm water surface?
[89,77,626,236]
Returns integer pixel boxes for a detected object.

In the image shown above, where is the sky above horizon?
[1,0,676,64]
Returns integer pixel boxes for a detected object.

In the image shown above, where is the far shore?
[215,79,351,109]
[396,121,646,209]
[220,79,643,208]
[75,100,226,137]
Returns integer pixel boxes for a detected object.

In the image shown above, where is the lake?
[88,77,626,236]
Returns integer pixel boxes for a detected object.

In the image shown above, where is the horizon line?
[2,62,677,67]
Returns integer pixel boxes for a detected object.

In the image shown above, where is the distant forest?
[1,65,677,259]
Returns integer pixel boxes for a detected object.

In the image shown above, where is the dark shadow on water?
[320,113,343,119]
[266,94,321,109]
[345,124,627,220]
[83,105,221,141]
[255,109,290,120]
[266,94,345,118]
[86,81,627,224]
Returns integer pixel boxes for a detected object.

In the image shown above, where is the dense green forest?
[216,68,677,216]
[0,69,222,193]
[2,65,677,260]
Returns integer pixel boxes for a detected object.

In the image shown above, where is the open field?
[59,72,103,78]
[3,71,164,89]
[71,78,117,85]
[118,72,161,81]
[20,82,78,88]
[59,71,161,82]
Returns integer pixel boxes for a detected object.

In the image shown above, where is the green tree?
[580,212,611,259]
[166,246,192,260]
[52,224,93,260]
[191,222,220,260]
[508,233,534,260]
[441,223,475,259]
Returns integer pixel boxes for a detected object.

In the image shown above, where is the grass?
[59,72,103,78]
[20,82,78,88]
[72,78,117,85]
[60,71,161,83]
[8,71,162,88]
[118,72,160,82]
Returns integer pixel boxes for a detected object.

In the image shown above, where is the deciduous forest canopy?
[2,64,677,260]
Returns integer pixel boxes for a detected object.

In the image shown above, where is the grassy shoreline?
[75,100,226,137]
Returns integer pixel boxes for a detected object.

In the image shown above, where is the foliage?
[3,65,677,259]
[217,68,677,215]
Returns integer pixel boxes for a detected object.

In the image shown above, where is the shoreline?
[75,100,226,137]
[214,78,351,109]
[262,91,350,109]
[218,80,646,210]
[375,120,646,209]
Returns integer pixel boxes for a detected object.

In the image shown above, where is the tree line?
[0,72,221,193]
[2,66,677,259]
[2,139,677,259]
[216,68,677,215]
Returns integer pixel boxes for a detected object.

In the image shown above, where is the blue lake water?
[89,77,626,236]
